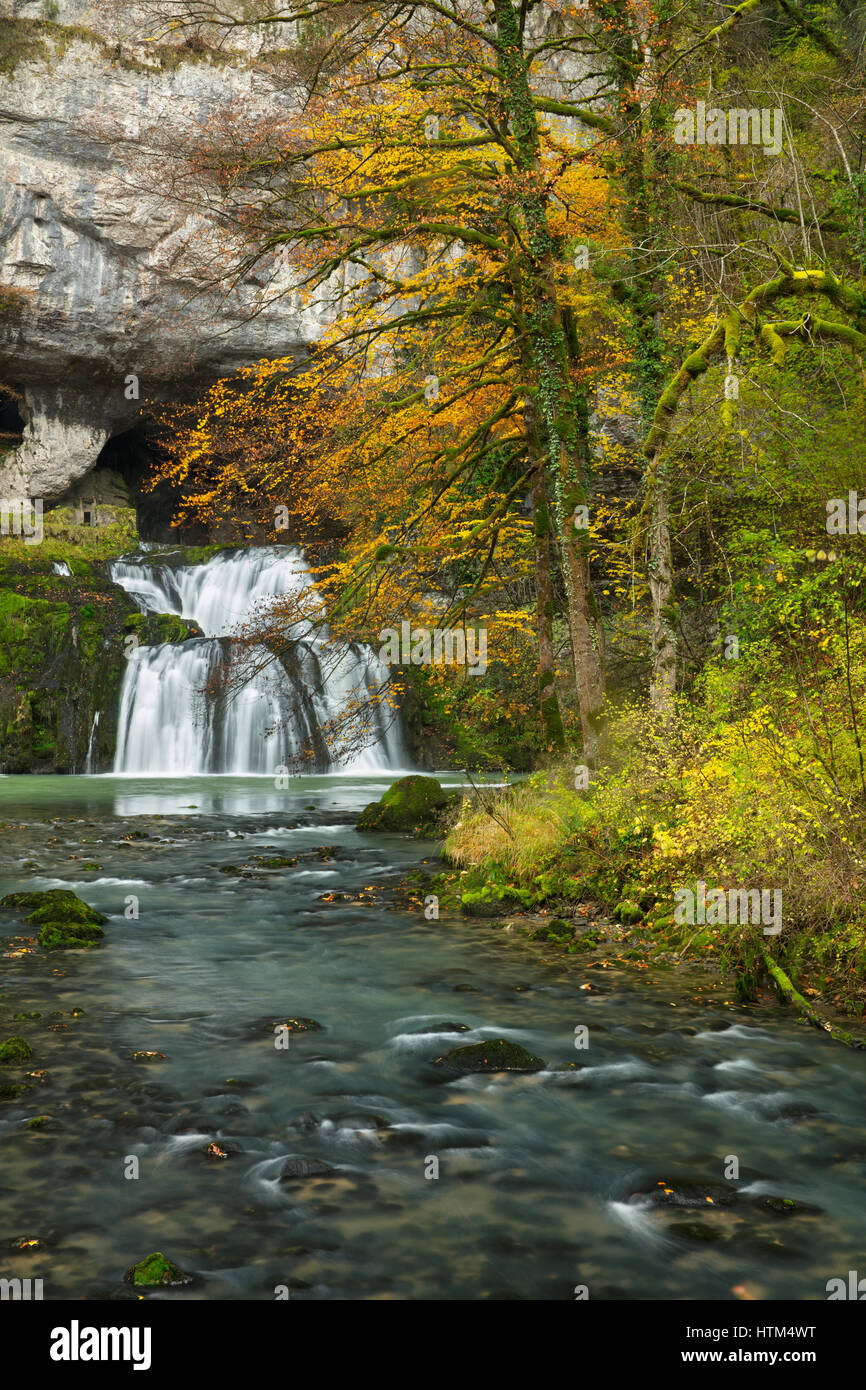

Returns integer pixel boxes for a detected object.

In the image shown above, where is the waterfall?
[85,711,100,774]
[110,547,405,775]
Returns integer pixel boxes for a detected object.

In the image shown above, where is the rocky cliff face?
[0,1,322,502]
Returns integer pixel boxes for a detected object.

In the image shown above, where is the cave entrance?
[0,387,26,451]
[93,424,205,543]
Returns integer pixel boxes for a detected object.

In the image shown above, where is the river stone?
[2,889,107,950]
[433,1039,547,1072]
[1,888,107,926]
[0,1037,33,1065]
[124,1252,194,1288]
[201,1141,242,1160]
[39,922,105,950]
[358,775,453,835]
[279,1157,335,1181]
[635,1178,739,1209]
[407,1022,470,1035]
[255,1016,322,1035]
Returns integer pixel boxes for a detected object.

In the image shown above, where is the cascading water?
[109,547,405,774]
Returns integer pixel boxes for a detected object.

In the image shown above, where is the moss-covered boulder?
[124,1252,194,1288]
[0,1037,33,1065]
[613,899,643,925]
[530,919,574,942]
[433,1038,547,1072]
[7,889,108,927]
[358,775,455,836]
[125,611,199,645]
[1,889,107,950]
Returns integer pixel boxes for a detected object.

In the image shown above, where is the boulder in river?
[1,889,107,950]
[407,1021,470,1035]
[433,1038,547,1072]
[124,1252,194,1288]
[358,775,455,836]
[0,1037,33,1065]
[254,1016,323,1035]
[279,1157,335,1181]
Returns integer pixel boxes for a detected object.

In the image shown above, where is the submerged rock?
[358,775,454,836]
[633,1178,739,1209]
[124,1252,194,1288]
[433,1038,547,1072]
[201,1141,242,1160]
[407,1021,470,1035]
[254,1016,323,1035]
[0,1037,33,1065]
[279,1157,335,1181]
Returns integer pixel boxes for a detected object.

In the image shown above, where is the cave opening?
[0,387,26,450]
[93,424,207,543]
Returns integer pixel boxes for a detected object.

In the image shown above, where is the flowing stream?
[2,774,866,1301]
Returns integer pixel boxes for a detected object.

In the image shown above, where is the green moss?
[39,923,104,951]
[358,775,455,836]
[125,611,195,644]
[0,526,141,771]
[1,889,107,927]
[433,1038,547,1072]
[124,1252,193,1287]
[1,890,107,949]
[0,18,49,74]
[0,1037,33,1065]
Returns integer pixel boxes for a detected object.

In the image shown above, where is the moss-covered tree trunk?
[531,459,565,751]
[493,0,604,760]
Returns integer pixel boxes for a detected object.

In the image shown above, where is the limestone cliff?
[0,1,322,502]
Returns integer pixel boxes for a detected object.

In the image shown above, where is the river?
[1,772,865,1301]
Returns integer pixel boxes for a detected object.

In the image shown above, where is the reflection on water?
[0,776,865,1301]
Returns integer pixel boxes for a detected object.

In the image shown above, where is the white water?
[84,710,100,774]
[110,548,405,775]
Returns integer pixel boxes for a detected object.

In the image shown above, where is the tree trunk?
[493,0,604,759]
[647,452,677,706]
[532,462,566,752]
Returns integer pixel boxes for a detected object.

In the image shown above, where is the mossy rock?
[613,899,643,925]
[0,1037,33,1065]
[0,1083,32,1101]
[124,1252,194,1288]
[39,922,104,951]
[254,1016,322,1035]
[573,928,604,951]
[125,611,198,645]
[433,1038,547,1072]
[531,918,573,942]
[358,775,454,836]
[1,889,107,949]
[2,889,107,927]
[461,884,535,917]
